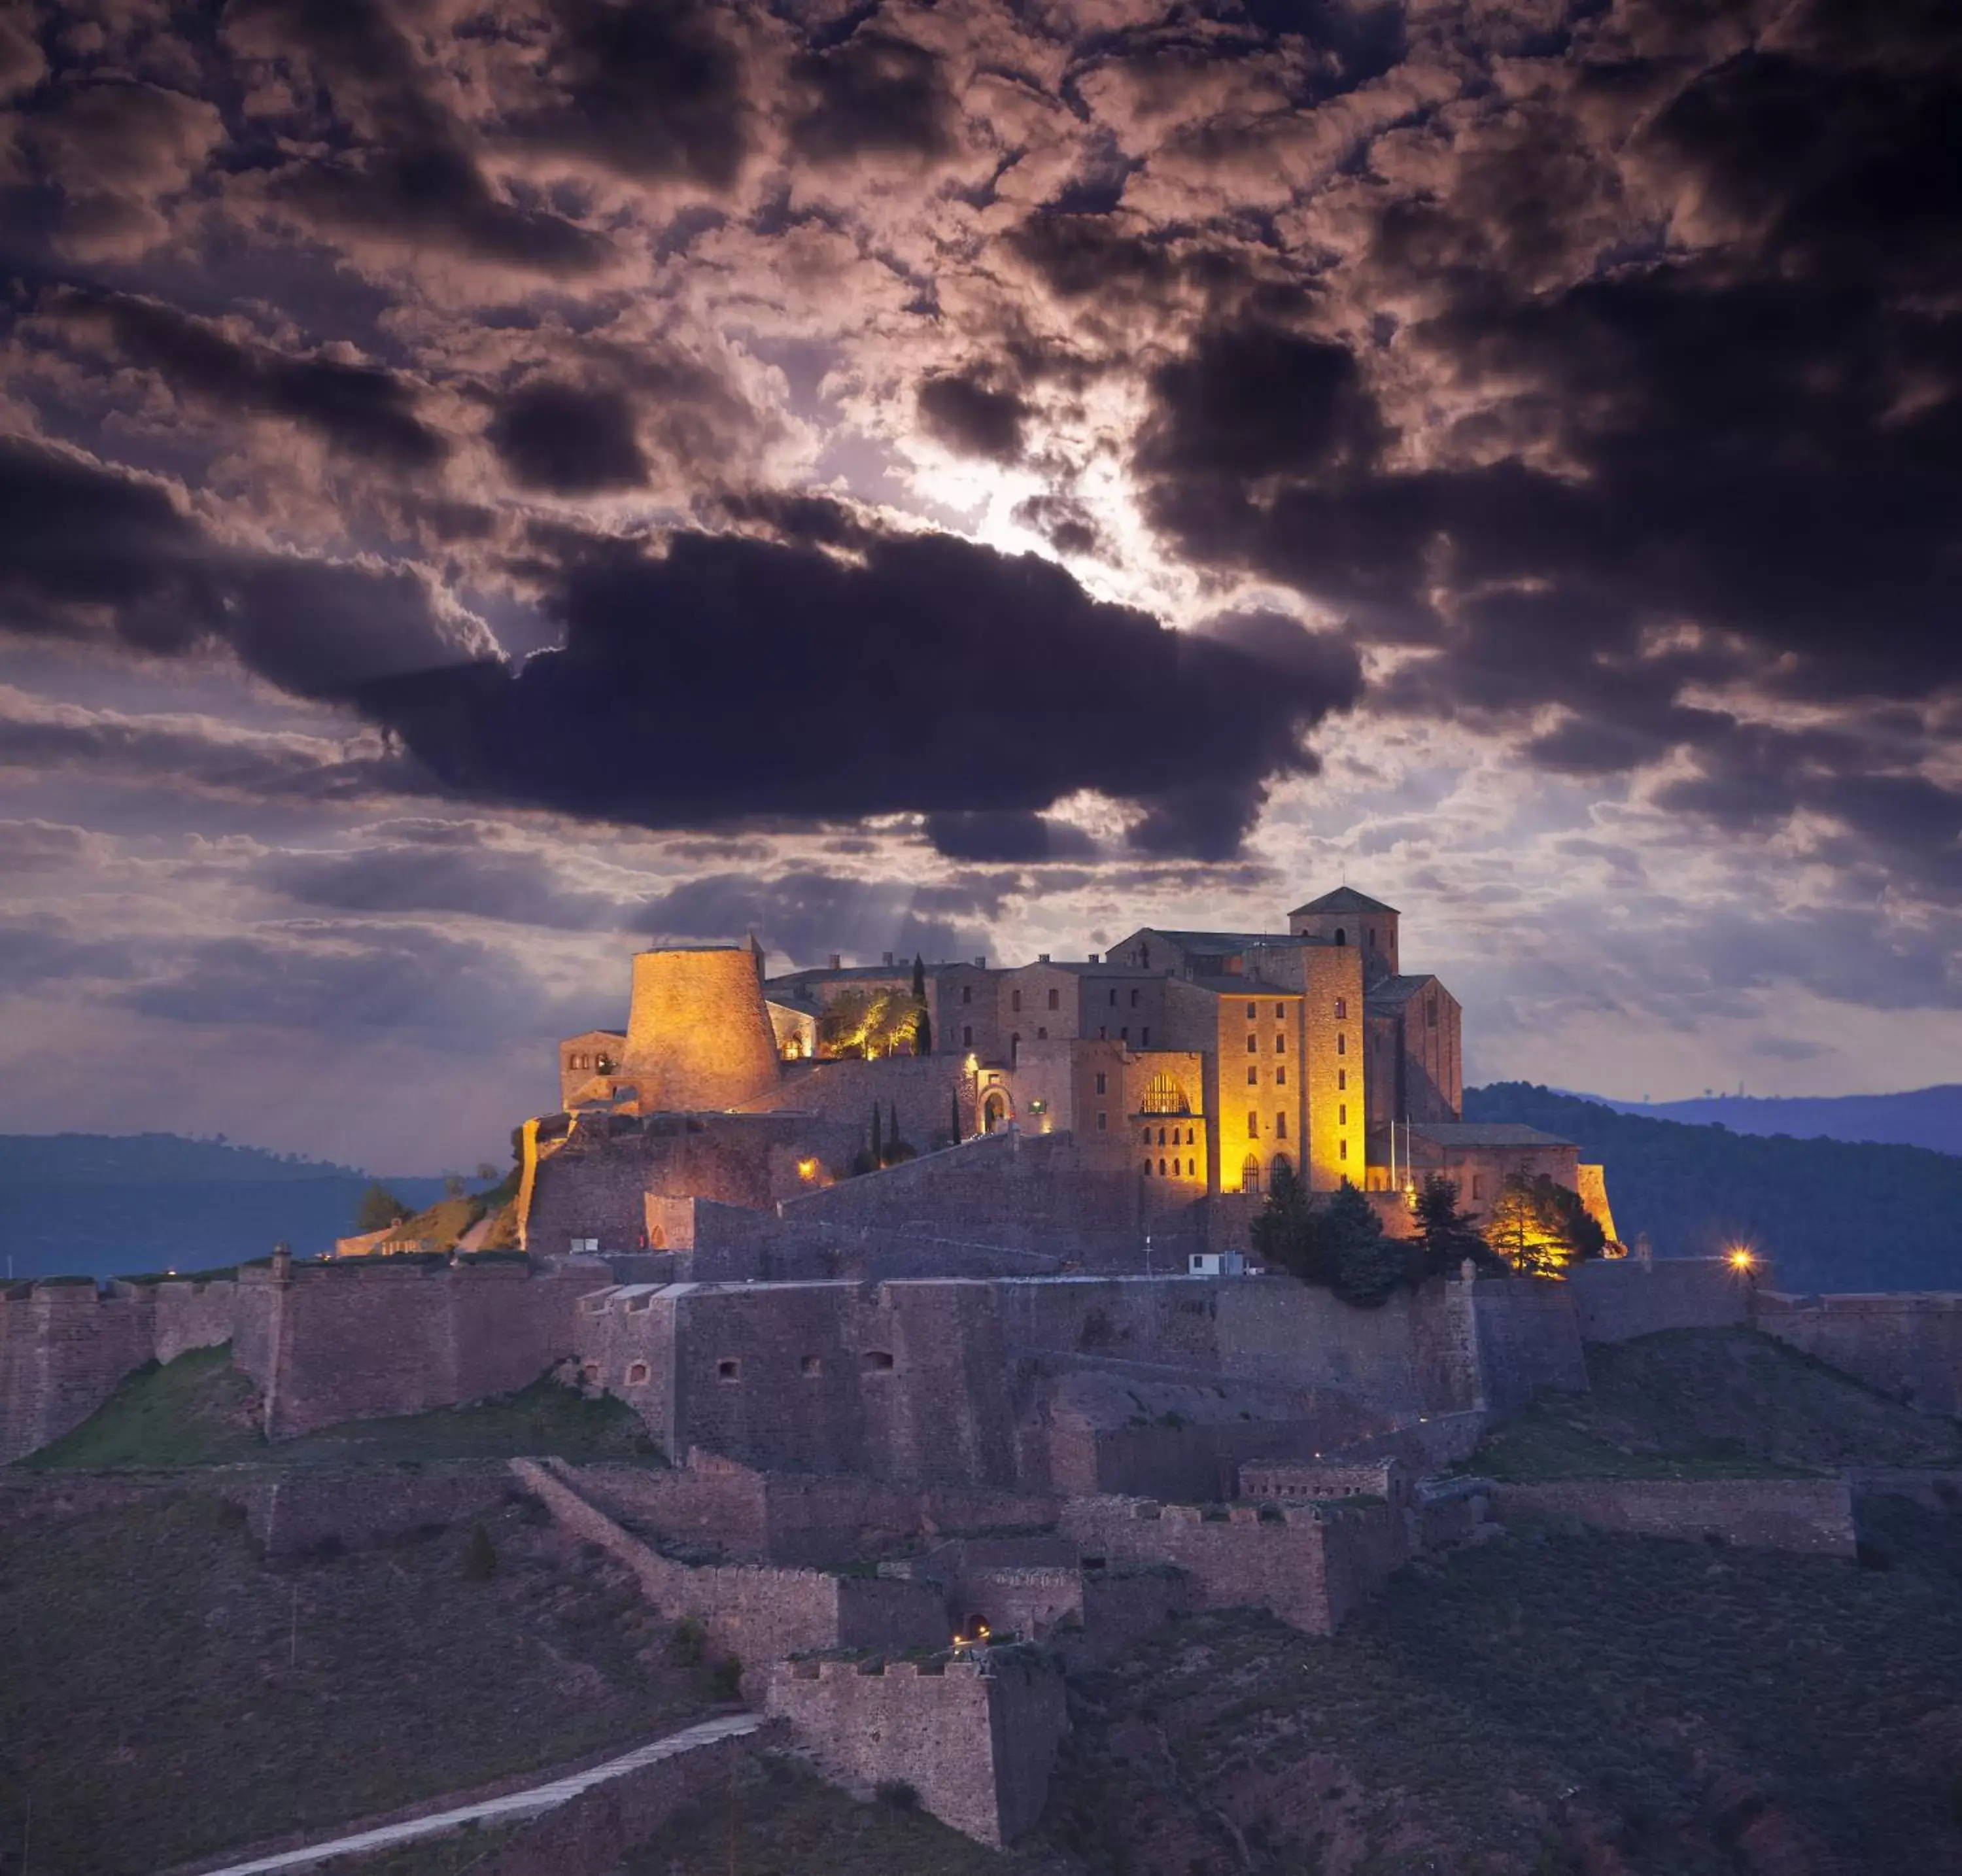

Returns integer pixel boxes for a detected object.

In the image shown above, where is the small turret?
[1287,888,1399,986]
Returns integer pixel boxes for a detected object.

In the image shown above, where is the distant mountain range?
[1468,1084,1962,1294]
[1574,1086,1962,1158]
[0,1134,469,1281]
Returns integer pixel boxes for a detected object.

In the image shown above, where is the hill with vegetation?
[0,1132,485,1280]
[1587,1083,1962,1156]
[1466,1083,1962,1291]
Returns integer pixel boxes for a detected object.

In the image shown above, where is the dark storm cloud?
[349,525,1364,859]
[257,843,631,930]
[0,438,485,697]
[921,812,1097,864]
[787,28,955,165]
[640,870,990,968]
[487,381,648,494]
[52,290,447,470]
[509,0,751,189]
[1010,495,1105,559]
[916,373,1028,463]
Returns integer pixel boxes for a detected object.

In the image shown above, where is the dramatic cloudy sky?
[1,0,1956,1170]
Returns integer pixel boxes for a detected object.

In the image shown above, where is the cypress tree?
[870,1103,883,1167]
[914,1007,931,1056]
[912,954,927,1000]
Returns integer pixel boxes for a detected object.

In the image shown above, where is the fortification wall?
[777,1128,1199,1268]
[766,1652,1067,1847]
[1042,1409,1389,1504]
[1570,1258,1749,1343]
[249,1463,518,1557]
[1463,1278,1588,1408]
[753,1053,972,1156]
[577,1280,1025,1487]
[0,1281,156,1464]
[1756,1291,1962,1416]
[1489,1477,1856,1555]
[1059,1495,1401,1635]
[243,1260,594,1440]
[140,1277,240,1362]
[1068,1569,1194,1666]
[510,1459,944,1685]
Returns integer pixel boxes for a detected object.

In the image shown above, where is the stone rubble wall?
[1756,1291,1962,1417]
[249,1462,517,1557]
[0,1281,160,1463]
[509,1459,946,1689]
[766,1650,1068,1847]
[1570,1258,1751,1342]
[1488,1476,1857,1555]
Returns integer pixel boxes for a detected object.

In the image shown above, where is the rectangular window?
[1339,1104,1347,1124]
[1337,1069,1346,1090]
[1109,988,1118,1006]
[1129,988,1140,1007]
[1275,1066,1286,1086]
[962,1025,973,1047]
[1095,1071,1107,1095]
[1334,998,1347,1019]
[1048,988,1059,1011]
[1012,989,1022,1012]
[962,986,972,1005]
[1097,1111,1107,1131]
[1120,1026,1128,1043]
[1336,1032,1346,1056]
[1245,1001,1256,1019]
[1247,1066,1258,1086]
[1247,1111,1259,1138]
[1339,1139,1348,1160]
[1141,1026,1150,1047]
[1275,1003,1285,1019]
[1246,1034,1258,1052]
[1275,1033,1286,1052]
[1275,1113,1287,1139]
[1037,1026,1047,1040]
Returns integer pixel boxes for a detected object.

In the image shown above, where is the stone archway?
[981,1088,1012,1133]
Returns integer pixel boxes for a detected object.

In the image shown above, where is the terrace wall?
[1489,1477,1856,1556]
[1757,1291,1962,1417]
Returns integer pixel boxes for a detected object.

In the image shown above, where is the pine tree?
[1413,1174,1494,1279]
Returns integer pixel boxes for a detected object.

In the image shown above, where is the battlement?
[766,1644,1067,1845]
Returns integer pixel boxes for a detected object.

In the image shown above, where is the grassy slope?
[1472,1327,1962,1481]
[1465,1081,1962,1289]
[1048,1499,1962,1875]
[0,1491,731,1876]
[21,1343,663,1471]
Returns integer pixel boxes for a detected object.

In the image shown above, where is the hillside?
[1467,1083,1962,1291]
[0,1133,475,1279]
[1589,1085,1962,1157]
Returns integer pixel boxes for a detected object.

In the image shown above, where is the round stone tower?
[619,945,780,1112]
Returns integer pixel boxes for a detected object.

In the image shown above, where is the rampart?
[1756,1291,1962,1417]
[0,1280,162,1463]
[1058,1493,1405,1635]
[766,1650,1068,1847]
[241,1257,598,1440]
[248,1462,517,1557]
[509,1459,945,1687]
[1488,1477,1856,1556]
[1570,1257,1750,1342]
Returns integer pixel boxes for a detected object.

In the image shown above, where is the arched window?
[863,1349,895,1372]
[1012,989,1022,1012]
[1139,1073,1192,1115]
[1269,1153,1293,1192]
[1048,988,1059,1010]
[1240,1154,1262,1193]
[1158,1157,1167,1177]
[1157,1127,1166,1145]
[1143,1158,1154,1176]
[1334,928,1346,945]
[1185,1127,1195,1145]
[625,1361,649,1385]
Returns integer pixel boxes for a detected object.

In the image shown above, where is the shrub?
[876,1779,920,1810]
[671,1616,706,1666]
[709,1653,743,1699]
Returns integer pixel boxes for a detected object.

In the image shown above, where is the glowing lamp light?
[796,1157,819,1182]
[1728,1247,1755,1271]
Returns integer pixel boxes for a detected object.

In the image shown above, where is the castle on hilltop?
[524,886,1611,1265]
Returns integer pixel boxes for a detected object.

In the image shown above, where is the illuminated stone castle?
[525,889,1606,1264]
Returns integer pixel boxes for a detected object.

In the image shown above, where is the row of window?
[1247,1065,1288,1086]
[1143,1158,1194,1177]
[1143,1125,1197,1145]
[645,1350,900,1385]
[1245,1032,1288,1052]
[1246,1112,1290,1139]
[564,1052,615,1073]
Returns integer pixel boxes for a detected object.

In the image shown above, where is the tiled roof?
[1366,974,1436,1005]
[1289,886,1400,916]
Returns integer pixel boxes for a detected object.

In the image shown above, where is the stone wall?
[620,946,781,1113]
[766,1650,1068,1847]
[243,1257,597,1440]
[0,1281,158,1463]
[1757,1291,1962,1416]
[1058,1495,1405,1635]
[1462,1277,1589,1408]
[510,1459,945,1686]
[1239,1457,1407,1506]
[248,1462,517,1557]
[1489,1477,1857,1555]
[1570,1257,1749,1343]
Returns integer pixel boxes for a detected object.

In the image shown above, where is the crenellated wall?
[766,1650,1069,1847]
